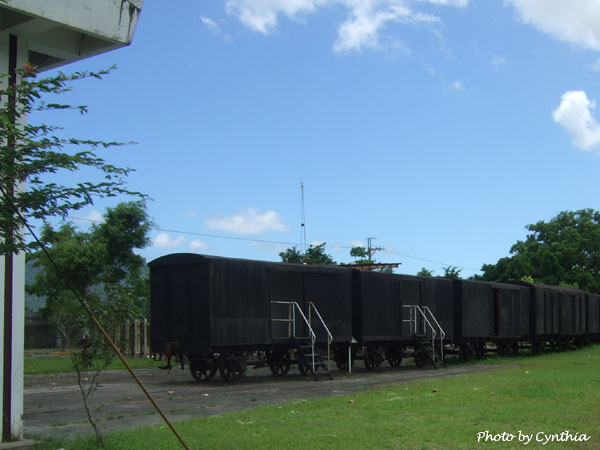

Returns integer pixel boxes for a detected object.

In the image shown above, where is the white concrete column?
[0,33,27,442]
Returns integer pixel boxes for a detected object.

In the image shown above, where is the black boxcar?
[396,275,423,340]
[350,270,404,370]
[492,283,530,342]
[352,270,402,344]
[267,262,353,346]
[453,280,529,357]
[395,275,453,342]
[453,279,494,342]
[587,294,600,341]
[149,254,353,381]
[513,282,587,352]
[421,276,454,343]
[149,253,270,356]
[558,286,587,338]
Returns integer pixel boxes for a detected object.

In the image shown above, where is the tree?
[417,267,434,277]
[0,64,145,448]
[479,209,600,293]
[27,201,151,447]
[442,265,462,279]
[0,64,143,255]
[279,243,336,265]
[350,246,374,265]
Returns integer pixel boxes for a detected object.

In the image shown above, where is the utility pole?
[366,237,384,262]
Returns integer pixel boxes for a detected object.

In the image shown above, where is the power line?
[68,217,300,246]
[382,248,479,271]
[67,215,479,271]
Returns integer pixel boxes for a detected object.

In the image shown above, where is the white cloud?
[200,15,232,42]
[224,0,468,52]
[333,2,440,53]
[592,57,600,72]
[152,232,186,248]
[350,240,365,247]
[490,54,507,69]
[184,209,201,218]
[225,0,322,34]
[189,239,209,251]
[506,0,600,52]
[205,208,288,235]
[553,90,600,152]
[250,241,289,253]
[201,15,220,31]
[82,209,104,223]
[450,80,465,91]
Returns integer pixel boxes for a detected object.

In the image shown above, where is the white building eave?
[0,0,144,71]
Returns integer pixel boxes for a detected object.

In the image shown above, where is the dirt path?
[24,362,515,441]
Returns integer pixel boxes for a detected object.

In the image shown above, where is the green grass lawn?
[24,353,160,374]
[32,346,600,450]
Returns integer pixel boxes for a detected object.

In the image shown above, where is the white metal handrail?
[403,304,444,365]
[307,301,333,370]
[423,306,445,363]
[271,301,317,371]
[402,305,436,338]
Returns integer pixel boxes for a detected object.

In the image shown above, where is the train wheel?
[459,345,471,362]
[475,344,486,359]
[190,354,218,381]
[497,342,509,357]
[267,350,291,376]
[219,352,247,382]
[532,340,545,355]
[334,347,353,371]
[385,346,403,368]
[298,355,312,376]
[414,350,425,367]
[511,342,519,355]
[364,347,380,371]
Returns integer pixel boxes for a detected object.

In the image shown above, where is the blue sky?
[36,0,600,278]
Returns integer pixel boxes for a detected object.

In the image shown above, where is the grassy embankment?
[32,346,600,449]
[24,349,160,374]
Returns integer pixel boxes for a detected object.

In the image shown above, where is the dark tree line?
[476,209,600,293]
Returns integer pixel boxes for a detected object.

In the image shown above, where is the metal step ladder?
[271,300,334,381]
[403,305,446,368]
[295,336,333,380]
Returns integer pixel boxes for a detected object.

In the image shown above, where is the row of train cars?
[149,253,600,382]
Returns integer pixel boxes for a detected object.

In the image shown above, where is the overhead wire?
[66,215,479,271]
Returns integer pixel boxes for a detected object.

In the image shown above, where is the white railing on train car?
[403,305,445,365]
[271,301,317,371]
[307,301,333,370]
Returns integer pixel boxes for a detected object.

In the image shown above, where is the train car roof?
[148,253,353,273]
[507,280,585,294]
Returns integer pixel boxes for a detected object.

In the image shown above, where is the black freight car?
[587,293,600,343]
[453,280,529,359]
[512,282,587,352]
[395,275,453,366]
[149,254,270,381]
[266,261,353,377]
[348,273,451,370]
[149,254,352,382]
[350,270,403,370]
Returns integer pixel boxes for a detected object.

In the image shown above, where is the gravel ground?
[24,360,515,442]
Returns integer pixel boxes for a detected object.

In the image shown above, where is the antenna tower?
[300,182,307,255]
